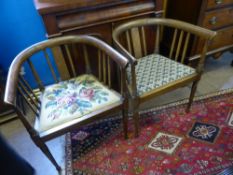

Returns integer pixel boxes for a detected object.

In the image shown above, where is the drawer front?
[209,26,233,50]
[195,26,233,53]
[202,7,233,29]
[57,1,155,30]
[207,0,233,9]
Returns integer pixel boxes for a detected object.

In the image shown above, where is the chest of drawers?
[166,0,233,58]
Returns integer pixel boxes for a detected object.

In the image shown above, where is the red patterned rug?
[66,89,233,175]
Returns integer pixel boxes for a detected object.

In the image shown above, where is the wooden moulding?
[34,0,137,14]
[56,1,156,30]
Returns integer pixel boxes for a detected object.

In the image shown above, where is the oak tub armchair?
[113,18,216,137]
[4,35,129,172]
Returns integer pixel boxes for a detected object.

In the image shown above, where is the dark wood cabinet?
[34,0,164,80]
[165,0,233,58]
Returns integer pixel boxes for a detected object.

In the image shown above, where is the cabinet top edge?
[33,0,142,14]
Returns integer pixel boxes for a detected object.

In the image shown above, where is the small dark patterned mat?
[189,122,220,143]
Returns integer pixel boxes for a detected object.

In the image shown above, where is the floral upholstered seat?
[127,54,196,96]
[37,74,121,132]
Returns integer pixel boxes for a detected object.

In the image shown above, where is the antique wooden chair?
[113,18,216,137]
[4,35,129,172]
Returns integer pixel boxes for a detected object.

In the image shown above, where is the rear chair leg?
[186,80,199,113]
[133,111,140,138]
[122,108,128,139]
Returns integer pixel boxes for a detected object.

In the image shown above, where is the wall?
[0,0,55,86]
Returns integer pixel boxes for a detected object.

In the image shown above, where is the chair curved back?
[4,35,128,172]
[113,18,216,70]
[5,35,128,106]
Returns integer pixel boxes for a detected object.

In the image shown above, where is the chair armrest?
[113,40,137,66]
[80,36,129,69]
[188,54,201,62]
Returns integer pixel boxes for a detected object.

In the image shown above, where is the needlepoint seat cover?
[37,74,122,132]
[128,54,196,96]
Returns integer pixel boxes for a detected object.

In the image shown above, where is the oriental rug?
[66,89,233,175]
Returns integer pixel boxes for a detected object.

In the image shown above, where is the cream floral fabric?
[37,74,121,132]
[127,54,196,95]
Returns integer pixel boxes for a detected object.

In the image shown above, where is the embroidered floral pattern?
[38,74,121,131]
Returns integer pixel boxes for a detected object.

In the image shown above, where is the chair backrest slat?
[17,86,39,116]
[181,32,191,64]
[27,59,44,91]
[18,80,40,111]
[51,46,70,80]
[126,31,133,56]
[107,56,112,88]
[98,49,102,81]
[175,30,184,61]
[19,75,40,104]
[103,53,107,84]
[64,44,76,77]
[169,28,178,59]
[97,49,112,86]
[83,45,91,74]
[43,49,58,83]
[154,25,160,54]
[139,26,147,56]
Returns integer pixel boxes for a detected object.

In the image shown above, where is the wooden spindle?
[27,60,44,90]
[43,49,58,83]
[18,80,40,111]
[98,49,102,81]
[181,32,190,64]
[19,75,40,104]
[83,45,91,74]
[18,87,39,116]
[126,31,133,55]
[175,30,184,61]
[51,46,70,80]
[103,53,107,84]
[65,45,76,77]
[139,26,147,56]
[107,56,111,87]
[154,25,160,53]
[169,29,178,59]
[129,29,135,57]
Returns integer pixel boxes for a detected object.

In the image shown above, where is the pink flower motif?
[79,88,94,100]
[57,95,76,106]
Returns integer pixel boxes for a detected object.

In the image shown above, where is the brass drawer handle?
[209,16,217,25]
[215,0,223,5]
